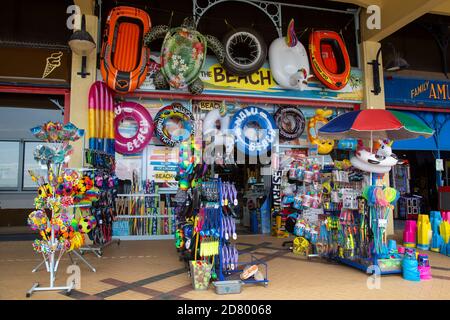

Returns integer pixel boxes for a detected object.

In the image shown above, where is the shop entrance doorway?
[396,150,437,213]
[213,162,271,235]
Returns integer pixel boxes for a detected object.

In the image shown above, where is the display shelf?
[112,235,174,241]
[335,257,402,275]
[158,188,178,194]
[278,144,308,149]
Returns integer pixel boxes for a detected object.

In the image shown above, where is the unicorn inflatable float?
[269,19,312,90]
[350,140,398,173]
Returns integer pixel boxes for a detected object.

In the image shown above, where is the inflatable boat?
[309,30,350,90]
[100,6,151,93]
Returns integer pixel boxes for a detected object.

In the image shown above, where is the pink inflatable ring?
[114,101,154,154]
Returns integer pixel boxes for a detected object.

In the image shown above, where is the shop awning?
[391,111,450,151]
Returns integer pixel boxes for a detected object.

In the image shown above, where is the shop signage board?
[134,55,363,103]
[147,145,179,187]
[385,76,450,107]
[0,47,71,87]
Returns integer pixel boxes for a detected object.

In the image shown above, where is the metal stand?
[69,251,97,272]
[32,250,96,273]
[27,227,76,297]
[79,244,104,258]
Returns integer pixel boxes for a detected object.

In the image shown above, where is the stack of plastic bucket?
[403,220,417,248]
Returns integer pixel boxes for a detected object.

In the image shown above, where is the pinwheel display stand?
[26,122,93,297]
[27,224,76,297]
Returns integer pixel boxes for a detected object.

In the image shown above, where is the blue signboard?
[384,76,450,107]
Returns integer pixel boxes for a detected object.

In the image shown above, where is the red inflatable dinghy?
[309,30,351,90]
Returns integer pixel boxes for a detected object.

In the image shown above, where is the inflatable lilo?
[154,103,195,147]
[114,102,154,155]
[307,109,335,154]
[350,140,398,174]
[100,6,151,93]
[203,106,234,164]
[88,81,115,154]
[144,17,225,95]
[274,106,305,140]
[309,30,351,90]
[269,19,312,90]
[229,106,276,156]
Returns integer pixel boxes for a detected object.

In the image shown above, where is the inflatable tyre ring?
[222,28,267,76]
[114,102,154,155]
[274,106,305,140]
[203,108,231,135]
[154,103,195,147]
[230,106,276,156]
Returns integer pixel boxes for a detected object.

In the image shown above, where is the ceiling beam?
[431,2,450,16]
[362,0,447,42]
[329,0,382,8]
[73,0,95,15]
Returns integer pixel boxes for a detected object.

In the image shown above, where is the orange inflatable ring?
[309,31,351,90]
[100,6,151,94]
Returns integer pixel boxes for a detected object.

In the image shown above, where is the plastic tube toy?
[417,214,431,250]
[403,220,417,248]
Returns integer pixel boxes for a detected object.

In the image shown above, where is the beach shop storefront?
[384,76,450,212]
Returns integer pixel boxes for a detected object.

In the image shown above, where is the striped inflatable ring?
[154,103,195,147]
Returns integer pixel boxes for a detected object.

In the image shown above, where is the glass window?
[0,141,20,188]
[23,142,55,189]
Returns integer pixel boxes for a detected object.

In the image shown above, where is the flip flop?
[224,215,230,240]
[230,217,237,240]
[254,270,264,281]
[240,264,258,280]
[232,246,239,270]
[222,245,229,270]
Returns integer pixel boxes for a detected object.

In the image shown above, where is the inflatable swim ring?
[114,101,154,155]
[230,106,276,156]
[269,19,311,90]
[154,103,195,147]
[350,140,398,173]
[203,108,231,137]
[307,109,335,154]
[203,107,234,164]
[274,106,305,140]
[309,30,351,90]
[100,6,151,93]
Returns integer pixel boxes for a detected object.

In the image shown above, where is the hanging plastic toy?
[307,109,335,154]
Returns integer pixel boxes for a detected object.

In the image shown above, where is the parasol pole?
[370,131,373,186]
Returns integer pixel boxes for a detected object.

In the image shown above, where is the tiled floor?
[0,235,449,300]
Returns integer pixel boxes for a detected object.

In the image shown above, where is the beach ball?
[78,218,92,233]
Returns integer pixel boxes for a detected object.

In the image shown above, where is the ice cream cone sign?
[42,51,63,78]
